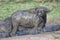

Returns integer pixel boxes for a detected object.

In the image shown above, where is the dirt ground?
[0,32,60,40]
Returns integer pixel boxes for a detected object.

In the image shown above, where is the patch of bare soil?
[0,32,60,40]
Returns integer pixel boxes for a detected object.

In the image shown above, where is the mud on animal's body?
[11,6,51,36]
[11,11,43,36]
[13,12,40,27]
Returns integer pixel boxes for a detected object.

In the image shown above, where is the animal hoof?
[10,33,16,37]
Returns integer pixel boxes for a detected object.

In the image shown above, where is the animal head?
[36,6,51,16]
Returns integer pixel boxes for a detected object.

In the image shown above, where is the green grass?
[0,2,60,20]
[47,6,60,19]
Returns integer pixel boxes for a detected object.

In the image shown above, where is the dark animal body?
[11,6,50,36]
[11,10,43,35]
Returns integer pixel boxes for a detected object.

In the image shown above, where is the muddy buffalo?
[11,6,51,36]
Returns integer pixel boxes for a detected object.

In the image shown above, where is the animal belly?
[20,23,34,27]
[20,18,34,27]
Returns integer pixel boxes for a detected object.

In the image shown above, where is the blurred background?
[0,0,60,24]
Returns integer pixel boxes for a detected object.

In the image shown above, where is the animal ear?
[39,6,51,13]
[43,7,51,13]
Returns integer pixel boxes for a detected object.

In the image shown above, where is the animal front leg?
[29,23,38,34]
[38,17,45,33]
[39,22,45,32]
[5,33,10,37]
[34,24,38,34]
